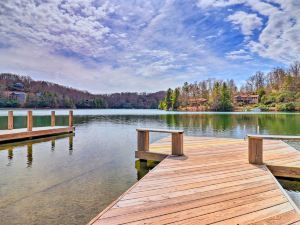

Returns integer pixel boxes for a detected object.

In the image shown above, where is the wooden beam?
[137,130,149,152]
[137,128,184,134]
[27,110,32,131]
[172,132,183,156]
[51,111,55,126]
[248,134,300,140]
[0,127,74,143]
[69,110,73,127]
[135,151,168,161]
[267,165,300,179]
[8,111,13,130]
[248,137,263,165]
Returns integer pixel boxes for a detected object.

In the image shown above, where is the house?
[13,82,25,91]
[188,97,208,106]
[4,91,27,105]
[234,94,259,104]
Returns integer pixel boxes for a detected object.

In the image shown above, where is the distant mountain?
[0,73,165,109]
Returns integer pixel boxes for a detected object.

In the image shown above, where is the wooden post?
[248,137,263,164]
[137,130,149,152]
[172,133,183,156]
[51,111,55,127]
[69,110,73,127]
[8,111,13,130]
[27,110,32,131]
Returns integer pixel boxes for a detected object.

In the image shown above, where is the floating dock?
[90,130,300,224]
[0,110,74,143]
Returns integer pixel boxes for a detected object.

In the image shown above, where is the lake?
[0,109,300,225]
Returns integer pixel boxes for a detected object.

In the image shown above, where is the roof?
[234,95,259,98]
[188,97,208,103]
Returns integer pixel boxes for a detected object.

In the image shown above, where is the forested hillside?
[0,73,165,109]
[159,62,300,112]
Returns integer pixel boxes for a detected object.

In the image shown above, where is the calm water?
[0,109,300,225]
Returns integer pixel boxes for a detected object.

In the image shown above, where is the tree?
[172,88,180,110]
[220,83,233,111]
[165,88,173,110]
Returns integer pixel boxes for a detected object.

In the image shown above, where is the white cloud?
[0,0,114,57]
[197,0,246,9]
[226,49,252,60]
[227,11,262,35]
[0,43,186,93]
[198,0,300,64]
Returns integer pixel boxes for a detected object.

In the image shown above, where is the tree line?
[159,61,300,112]
[0,73,165,109]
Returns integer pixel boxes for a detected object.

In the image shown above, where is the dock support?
[27,111,33,131]
[172,133,183,156]
[135,129,184,161]
[137,130,149,152]
[69,110,73,127]
[8,111,13,130]
[51,111,55,127]
[248,137,263,165]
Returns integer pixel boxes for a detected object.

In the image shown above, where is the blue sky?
[0,0,299,93]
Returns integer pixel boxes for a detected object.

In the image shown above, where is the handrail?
[248,134,300,140]
[136,128,184,134]
[136,128,184,156]
[247,134,300,165]
[7,110,74,131]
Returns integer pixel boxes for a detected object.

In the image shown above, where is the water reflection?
[135,159,159,180]
[2,134,75,167]
[27,144,33,167]
[0,111,300,225]
[278,178,300,207]
[69,135,73,155]
[51,139,55,152]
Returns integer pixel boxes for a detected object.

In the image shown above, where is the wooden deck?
[0,126,74,143]
[89,136,300,225]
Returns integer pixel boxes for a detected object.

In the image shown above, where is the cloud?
[0,43,188,93]
[226,11,262,36]
[0,0,113,57]
[197,0,300,64]
[0,0,235,92]
[226,49,252,60]
[0,0,299,93]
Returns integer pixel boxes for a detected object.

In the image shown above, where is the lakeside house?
[188,97,208,106]
[3,91,27,105]
[234,94,259,104]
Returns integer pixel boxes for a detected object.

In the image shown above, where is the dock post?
[8,111,14,130]
[69,110,73,127]
[248,137,263,164]
[51,111,55,126]
[137,130,149,152]
[172,132,183,156]
[27,111,33,131]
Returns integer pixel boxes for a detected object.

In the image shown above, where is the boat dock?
[0,110,74,143]
[89,129,300,224]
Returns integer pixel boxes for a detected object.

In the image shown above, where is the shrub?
[258,104,269,112]
[276,93,287,103]
[262,95,276,105]
[276,102,296,112]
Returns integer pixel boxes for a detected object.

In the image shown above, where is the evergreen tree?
[165,88,173,110]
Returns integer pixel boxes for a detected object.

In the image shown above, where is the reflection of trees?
[1,113,298,137]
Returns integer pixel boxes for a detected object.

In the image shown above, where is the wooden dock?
[0,110,74,143]
[89,131,300,224]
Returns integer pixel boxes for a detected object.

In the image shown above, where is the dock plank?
[0,126,74,143]
[89,136,300,225]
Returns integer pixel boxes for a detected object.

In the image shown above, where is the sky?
[0,0,300,93]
